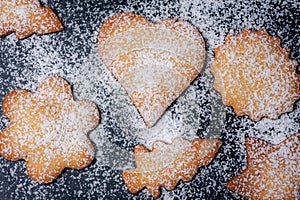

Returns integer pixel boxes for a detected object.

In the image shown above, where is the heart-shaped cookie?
[98,12,206,127]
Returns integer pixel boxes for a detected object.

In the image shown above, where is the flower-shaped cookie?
[227,134,300,199]
[0,76,100,183]
[122,137,222,198]
[211,29,300,121]
[0,0,63,39]
[98,12,206,127]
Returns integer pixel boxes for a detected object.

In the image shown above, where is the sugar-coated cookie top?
[0,0,63,39]
[123,137,222,198]
[98,12,206,127]
[211,29,300,121]
[0,76,100,183]
[227,133,300,199]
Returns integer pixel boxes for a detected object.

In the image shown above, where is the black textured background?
[0,0,299,199]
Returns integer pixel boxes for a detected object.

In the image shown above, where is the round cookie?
[211,29,300,121]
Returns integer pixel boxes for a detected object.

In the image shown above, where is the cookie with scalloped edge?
[0,76,100,183]
[0,0,63,39]
[122,137,222,198]
[211,29,299,121]
[98,12,206,127]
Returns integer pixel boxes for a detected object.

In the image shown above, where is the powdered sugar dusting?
[211,29,299,121]
[0,0,63,39]
[0,0,299,199]
[122,137,222,198]
[227,134,300,199]
[98,12,206,127]
[0,77,99,183]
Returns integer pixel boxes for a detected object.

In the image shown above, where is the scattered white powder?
[211,29,299,122]
[0,0,299,199]
[0,0,63,39]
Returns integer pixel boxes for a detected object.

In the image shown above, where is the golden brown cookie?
[122,137,222,198]
[0,76,100,183]
[0,0,63,39]
[98,12,206,127]
[211,29,300,121]
[227,134,300,199]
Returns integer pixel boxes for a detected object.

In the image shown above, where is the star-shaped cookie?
[0,76,100,183]
[227,134,300,199]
